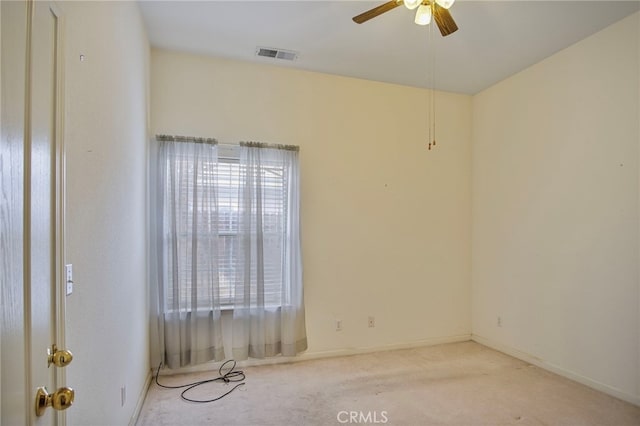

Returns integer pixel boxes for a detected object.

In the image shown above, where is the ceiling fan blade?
[433,3,458,36]
[353,0,402,24]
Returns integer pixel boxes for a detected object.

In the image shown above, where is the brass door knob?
[35,386,74,416]
[48,345,73,368]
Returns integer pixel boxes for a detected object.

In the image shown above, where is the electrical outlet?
[121,386,126,407]
[497,316,502,327]
[368,316,375,328]
[336,319,343,331]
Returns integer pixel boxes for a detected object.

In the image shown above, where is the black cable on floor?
[155,359,246,403]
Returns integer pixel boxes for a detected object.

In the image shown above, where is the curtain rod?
[156,135,299,152]
[240,141,299,152]
[156,134,218,144]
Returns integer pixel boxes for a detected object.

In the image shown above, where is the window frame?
[163,143,289,311]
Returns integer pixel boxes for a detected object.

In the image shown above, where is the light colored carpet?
[137,341,640,425]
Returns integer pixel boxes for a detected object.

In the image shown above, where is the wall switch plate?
[65,264,73,282]
[368,316,375,328]
[336,319,343,331]
[65,264,73,296]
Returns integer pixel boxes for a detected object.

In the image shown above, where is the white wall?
[472,13,639,404]
[151,49,472,358]
[62,2,150,424]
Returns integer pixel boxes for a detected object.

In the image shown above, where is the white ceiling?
[139,1,640,94]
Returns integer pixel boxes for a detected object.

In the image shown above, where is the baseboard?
[157,334,472,375]
[129,370,153,426]
[272,333,473,366]
[471,334,640,407]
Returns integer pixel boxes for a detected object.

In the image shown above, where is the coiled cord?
[155,359,246,403]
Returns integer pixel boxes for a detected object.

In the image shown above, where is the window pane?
[164,149,288,310]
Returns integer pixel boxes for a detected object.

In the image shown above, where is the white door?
[30,0,70,424]
[0,0,69,424]
[0,0,29,423]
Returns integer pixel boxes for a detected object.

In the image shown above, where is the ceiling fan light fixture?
[404,0,422,11]
[435,0,455,9]
[414,4,432,25]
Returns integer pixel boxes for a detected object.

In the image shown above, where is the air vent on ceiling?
[256,47,298,62]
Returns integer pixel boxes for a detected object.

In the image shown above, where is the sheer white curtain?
[151,136,224,369]
[150,137,307,368]
[232,142,307,359]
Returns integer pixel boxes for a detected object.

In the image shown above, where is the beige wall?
[54,3,639,418]
[472,13,639,404]
[63,1,150,424]
[151,49,473,356]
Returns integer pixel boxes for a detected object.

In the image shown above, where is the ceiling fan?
[353,0,458,37]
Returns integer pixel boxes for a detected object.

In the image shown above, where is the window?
[216,156,289,308]
[163,146,289,309]
[153,136,307,365]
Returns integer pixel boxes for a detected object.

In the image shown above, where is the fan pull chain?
[427,12,432,151]
[427,10,436,151]
[431,5,437,151]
